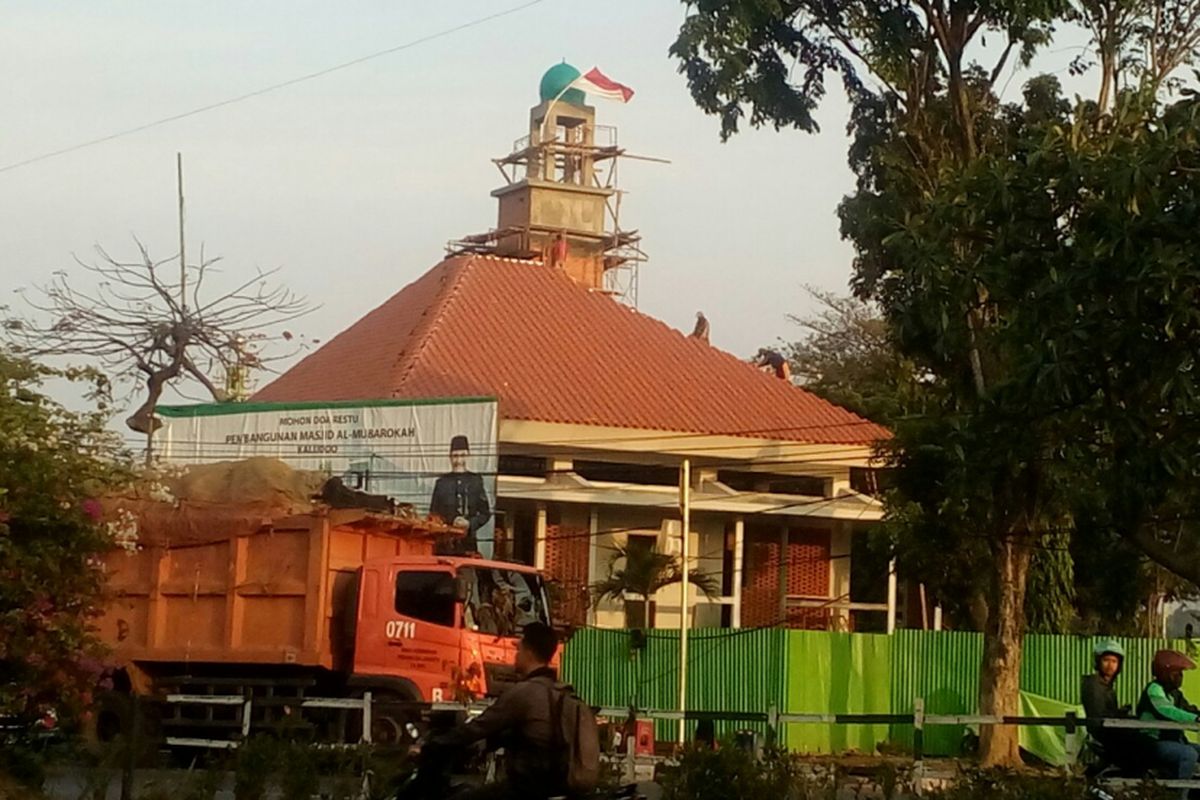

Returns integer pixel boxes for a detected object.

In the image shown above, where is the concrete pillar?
[587,507,599,626]
[778,526,789,623]
[547,457,573,481]
[732,516,745,628]
[829,522,852,631]
[534,503,547,571]
[886,559,898,634]
[825,469,852,497]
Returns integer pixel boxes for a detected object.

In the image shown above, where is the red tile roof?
[253,256,889,446]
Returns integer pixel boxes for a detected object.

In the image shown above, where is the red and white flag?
[571,67,635,103]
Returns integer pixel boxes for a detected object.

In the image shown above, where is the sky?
[0,1,1098,418]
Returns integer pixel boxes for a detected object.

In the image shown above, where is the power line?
[121,435,880,467]
[0,0,548,175]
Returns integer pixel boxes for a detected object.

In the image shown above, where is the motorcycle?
[389,733,645,800]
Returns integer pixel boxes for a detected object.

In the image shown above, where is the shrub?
[0,746,44,794]
[660,744,836,800]
[926,769,1171,800]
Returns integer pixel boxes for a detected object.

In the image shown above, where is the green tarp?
[1020,691,1077,766]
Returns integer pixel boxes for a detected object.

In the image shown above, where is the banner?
[156,398,499,557]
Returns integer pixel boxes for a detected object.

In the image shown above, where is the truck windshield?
[460,567,551,637]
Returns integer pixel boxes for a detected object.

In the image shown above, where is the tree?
[3,240,314,454]
[674,0,1200,765]
[0,349,128,724]
[591,541,720,629]
[784,290,1191,637]
[781,288,922,425]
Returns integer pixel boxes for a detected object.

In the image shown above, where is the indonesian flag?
[571,67,635,103]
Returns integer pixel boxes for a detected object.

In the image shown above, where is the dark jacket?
[1082,674,1129,745]
[431,666,563,796]
[1082,673,1156,771]
[429,471,491,554]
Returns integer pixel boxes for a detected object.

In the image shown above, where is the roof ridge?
[601,293,880,428]
[390,255,479,392]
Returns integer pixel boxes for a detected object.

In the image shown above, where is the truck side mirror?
[455,574,471,603]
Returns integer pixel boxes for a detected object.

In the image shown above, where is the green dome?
[539,62,587,105]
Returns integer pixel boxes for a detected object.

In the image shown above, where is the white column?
[534,504,547,571]
[587,507,599,627]
[886,558,898,634]
[829,522,852,631]
[732,516,745,629]
[678,459,691,744]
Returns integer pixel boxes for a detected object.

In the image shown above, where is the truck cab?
[353,555,555,705]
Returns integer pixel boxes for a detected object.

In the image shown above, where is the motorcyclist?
[1081,639,1155,774]
[1137,649,1200,798]
[423,622,568,800]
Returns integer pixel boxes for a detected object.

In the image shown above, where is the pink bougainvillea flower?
[81,499,103,521]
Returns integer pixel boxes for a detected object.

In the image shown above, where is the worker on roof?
[1082,639,1154,774]
[1138,649,1200,797]
[752,348,792,382]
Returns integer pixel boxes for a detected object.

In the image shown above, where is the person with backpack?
[425,622,600,800]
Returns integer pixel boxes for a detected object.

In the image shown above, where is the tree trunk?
[126,364,179,435]
[978,534,1032,767]
[946,57,978,161]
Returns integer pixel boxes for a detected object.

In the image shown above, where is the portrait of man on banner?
[429,434,492,555]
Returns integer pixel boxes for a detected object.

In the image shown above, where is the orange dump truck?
[96,481,552,745]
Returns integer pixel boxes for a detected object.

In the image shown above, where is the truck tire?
[80,692,129,750]
[348,685,421,747]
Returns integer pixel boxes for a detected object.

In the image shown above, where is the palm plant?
[591,540,721,629]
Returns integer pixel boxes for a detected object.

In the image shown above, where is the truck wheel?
[80,693,129,750]
[351,690,421,747]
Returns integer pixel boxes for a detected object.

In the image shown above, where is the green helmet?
[1094,639,1126,670]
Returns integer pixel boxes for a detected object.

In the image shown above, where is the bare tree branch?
[2,237,317,443]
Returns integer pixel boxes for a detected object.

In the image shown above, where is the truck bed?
[99,503,441,672]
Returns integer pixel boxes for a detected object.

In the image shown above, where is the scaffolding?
[447,120,658,307]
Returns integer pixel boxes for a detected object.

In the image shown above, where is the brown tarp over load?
[167,456,326,513]
[102,457,455,549]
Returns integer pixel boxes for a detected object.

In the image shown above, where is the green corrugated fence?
[561,627,1200,757]
[562,627,785,743]
[784,631,892,753]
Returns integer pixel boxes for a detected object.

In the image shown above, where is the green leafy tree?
[782,288,923,425]
[591,542,720,629]
[784,290,1189,637]
[0,349,128,724]
[674,0,1200,765]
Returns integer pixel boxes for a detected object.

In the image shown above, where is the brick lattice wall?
[742,527,832,629]
[544,524,591,627]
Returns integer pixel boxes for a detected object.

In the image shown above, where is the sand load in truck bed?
[168,456,327,512]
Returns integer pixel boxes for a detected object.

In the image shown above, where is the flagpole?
[541,79,582,145]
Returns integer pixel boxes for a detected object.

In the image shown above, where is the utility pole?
[678,459,691,744]
[144,154,187,468]
[177,152,186,312]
